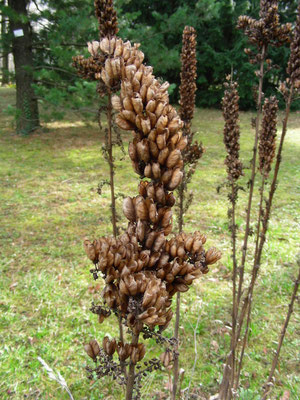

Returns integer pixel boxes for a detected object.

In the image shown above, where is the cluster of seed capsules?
[258,96,278,177]
[83,35,221,355]
[85,337,146,364]
[237,0,291,50]
[222,79,243,182]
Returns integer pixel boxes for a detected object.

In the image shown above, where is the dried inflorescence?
[238,0,291,51]
[73,0,120,95]
[179,26,197,135]
[83,35,221,343]
[95,0,118,38]
[259,96,278,177]
[287,4,300,91]
[178,26,203,174]
[222,79,243,182]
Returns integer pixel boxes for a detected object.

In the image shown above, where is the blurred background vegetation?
[1,0,299,134]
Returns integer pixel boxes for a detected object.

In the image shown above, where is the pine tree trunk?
[1,0,9,85]
[8,0,39,134]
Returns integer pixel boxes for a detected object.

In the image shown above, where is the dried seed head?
[80,25,221,342]
[287,4,300,91]
[179,26,197,135]
[259,96,278,177]
[222,78,243,181]
[237,0,292,52]
[84,339,100,361]
[95,0,118,38]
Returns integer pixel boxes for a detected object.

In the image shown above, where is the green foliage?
[1,0,299,120]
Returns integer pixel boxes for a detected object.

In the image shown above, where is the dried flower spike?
[287,4,300,91]
[179,26,197,136]
[222,78,243,181]
[237,0,292,62]
[259,96,278,177]
[95,0,118,38]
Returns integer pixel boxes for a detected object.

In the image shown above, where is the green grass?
[0,87,299,399]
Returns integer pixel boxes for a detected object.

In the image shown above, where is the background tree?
[1,0,9,86]
[7,0,39,134]
[0,0,299,134]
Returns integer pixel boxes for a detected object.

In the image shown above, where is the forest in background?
[1,0,299,132]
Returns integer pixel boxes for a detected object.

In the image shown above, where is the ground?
[0,87,299,399]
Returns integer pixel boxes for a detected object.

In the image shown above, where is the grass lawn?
[0,87,299,400]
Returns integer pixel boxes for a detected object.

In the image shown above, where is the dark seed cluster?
[238,0,292,65]
[222,79,243,182]
[287,4,300,91]
[95,0,118,38]
[259,96,278,177]
[179,26,197,135]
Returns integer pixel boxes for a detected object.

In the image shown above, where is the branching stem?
[125,332,140,400]
[237,44,266,305]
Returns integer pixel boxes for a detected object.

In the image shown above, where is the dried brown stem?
[125,331,140,400]
[228,83,294,397]
[234,175,265,391]
[107,91,118,238]
[105,91,124,344]
[172,291,181,400]
[254,175,266,261]
[220,44,267,399]
[230,184,238,395]
[237,44,266,305]
[262,266,300,400]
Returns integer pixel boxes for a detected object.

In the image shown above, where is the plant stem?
[230,184,238,397]
[125,332,140,400]
[107,90,118,238]
[254,175,266,260]
[229,83,294,397]
[220,46,266,400]
[234,175,265,390]
[102,91,124,345]
[178,182,184,234]
[234,294,252,392]
[237,44,266,305]
[262,265,300,400]
[172,183,184,400]
[172,291,181,400]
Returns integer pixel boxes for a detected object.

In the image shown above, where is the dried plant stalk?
[95,0,118,39]
[74,0,123,343]
[173,25,200,400]
[236,0,291,306]
[221,78,243,396]
[219,2,293,398]
[79,34,221,400]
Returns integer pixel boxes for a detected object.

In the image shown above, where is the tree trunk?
[1,0,9,85]
[8,0,39,134]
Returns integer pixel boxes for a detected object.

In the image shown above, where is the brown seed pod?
[123,197,136,221]
[168,169,183,190]
[205,247,222,265]
[160,349,174,368]
[132,94,144,114]
[116,114,134,131]
[84,339,100,361]
[135,196,148,220]
[166,149,181,169]
[103,336,117,356]
[136,140,150,163]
